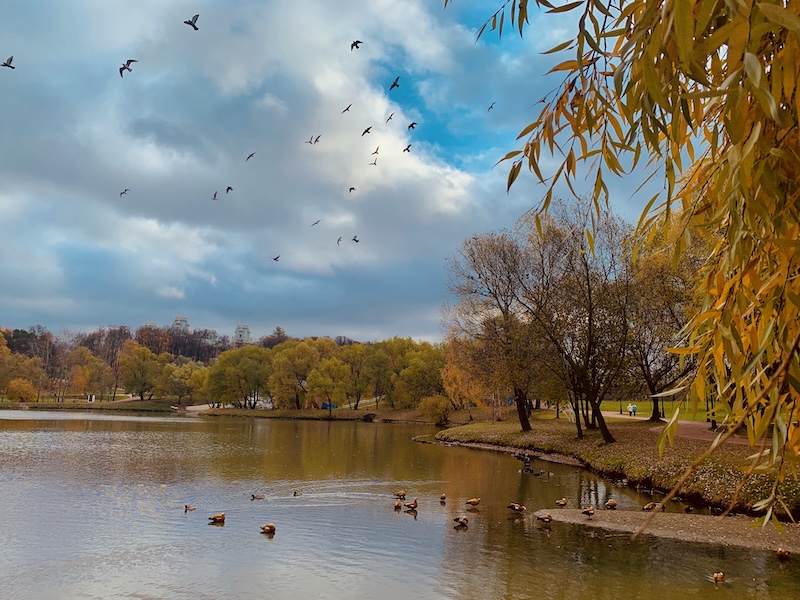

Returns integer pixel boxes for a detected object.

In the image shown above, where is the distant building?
[172,316,190,332]
[234,324,252,345]
[143,321,159,329]
[206,330,218,344]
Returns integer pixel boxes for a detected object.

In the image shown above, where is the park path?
[601,411,749,446]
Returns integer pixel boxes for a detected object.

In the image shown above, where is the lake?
[1,411,798,599]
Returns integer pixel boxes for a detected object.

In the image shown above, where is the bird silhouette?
[488,102,495,111]
[351,40,363,51]
[352,236,359,243]
[305,135,314,144]
[183,14,199,30]
[226,186,233,193]
[311,219,321,227]
[211,191,218,201]
[389,76,400,90]
[1,56,14,69]
[349,187,355,193]
[369,158,377,166]
[314,135,321,144]
[119,189,130,197]
[408,122,417,130]
[119,59,137,78]
[372,146,379,155]
[337,237,342,246]
[403,144,411,152]
[342,103,352,113]
[386,112,394,123]
[361,127,371,136]
[246,152,256,161]
[272,255,280,261]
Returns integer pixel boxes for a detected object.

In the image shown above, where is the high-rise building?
[234,324,252,345]
[172,316,190,331]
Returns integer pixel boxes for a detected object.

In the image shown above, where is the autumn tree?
[206,346,272,408]
[119,341,161,401]
[307,357,349,415]
[456,0,800,517]
[269,341,320,409]
[339,343,372,409]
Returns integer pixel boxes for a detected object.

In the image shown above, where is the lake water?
[1,411,798,599]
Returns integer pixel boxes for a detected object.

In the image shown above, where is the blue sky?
[0,0,651,343]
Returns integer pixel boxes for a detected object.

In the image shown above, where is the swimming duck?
[184,504,196,512]
[581,506,595,518]
[712,572,725,584]
[453,516,469,528]
[643,501,665,511]
[604,499,618,509]
[507,503,526,513]
[777,547,790,560]
[251,494,265,500]
[293,490,303,497]
[208,513,225,523]
[394,499,403,510]
[556,497,568,507]
[440,493,447,501]
[465,497,481,506]
[395,490,406,499]
[537,513,553,523]
[260,523,276,535]
[404,497,418,509]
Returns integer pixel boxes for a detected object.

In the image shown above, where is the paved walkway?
[601,411,749,445]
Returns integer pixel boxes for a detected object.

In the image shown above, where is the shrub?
[418,395,452,425]
[7,378,37,402]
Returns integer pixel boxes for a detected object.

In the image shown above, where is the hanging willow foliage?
[447,0,800,524]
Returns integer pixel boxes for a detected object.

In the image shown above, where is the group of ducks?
[182,489,303,536]
[391,491,530,530]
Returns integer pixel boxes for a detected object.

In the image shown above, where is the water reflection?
[0,411,798,599]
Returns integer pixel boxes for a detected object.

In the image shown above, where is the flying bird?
[361,126,371,136]
[337,237,342,246]
[351,40,363,51]
[403,144,411,152]
[314,135,321,144]
[1,55,14,69]
[305,135,314,144]
[183,14,199,30]
[369,158,377,166]
[407,122,417,130]
[389,76,400,90]
[372,146,379,155]
[272,255,280,261]
[119,189,130,197]
[352,236,359,243]
[342,103,352,113]
[211,191,218,201]
[386,112,394,123]
[488,102,495,111]
[246,152,256,161]
[311,219,321,227]
[226,186,233,193]
[349,187,355,193]
[119,59,137,78]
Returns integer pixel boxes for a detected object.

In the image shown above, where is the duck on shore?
[466,497,481,506]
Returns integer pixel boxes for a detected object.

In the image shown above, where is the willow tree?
[454,0,800,519]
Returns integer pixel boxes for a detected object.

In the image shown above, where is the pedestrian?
[632,403,638,417]
[627,403,633,417]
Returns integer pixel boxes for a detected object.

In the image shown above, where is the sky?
[0,0,652,343]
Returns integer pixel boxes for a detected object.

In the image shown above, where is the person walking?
[627,403,633,417]
[632,403,638,417]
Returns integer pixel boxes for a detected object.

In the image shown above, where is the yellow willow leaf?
[547,59,579,73]
[657,407,682,455]
[507,161,523,191]
[759,2,800,33]
[499,10,505,35]
[674,0,693,64]
[744,52,763,88]
[542,39,574,54]
[742,121,762,159]
[546,1,584,14]
[496,150,523,166]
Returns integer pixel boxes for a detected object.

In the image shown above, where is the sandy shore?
[534,508,800,553]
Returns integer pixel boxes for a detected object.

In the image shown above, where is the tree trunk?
[513,387,532,431]
[589,399,616,443]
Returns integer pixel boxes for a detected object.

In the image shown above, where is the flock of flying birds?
[2,12,498,266]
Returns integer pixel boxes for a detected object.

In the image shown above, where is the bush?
[418,395,452,425]
[7,378,37,402]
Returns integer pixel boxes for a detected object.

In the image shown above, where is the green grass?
[597,399,730,422]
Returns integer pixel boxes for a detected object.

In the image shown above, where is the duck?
[251,494,265,500]
[581,506,595,519]
[556,497,568,507]
[465,497,481,506]
[260,523,276,535]
[507,503,526,513]
[604,499,618,509]
[439,493,447,501]
[643,501,665,511]
[293,490,303,497]
[395,490,406,499]
[208,513,225,523]
[537,513,553,523]
[453,516,469,528]
[404,497,418,510]
[777,547,790,560]
[184,504,197,512]
[712,572,725,584]
[394,499,403,510]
